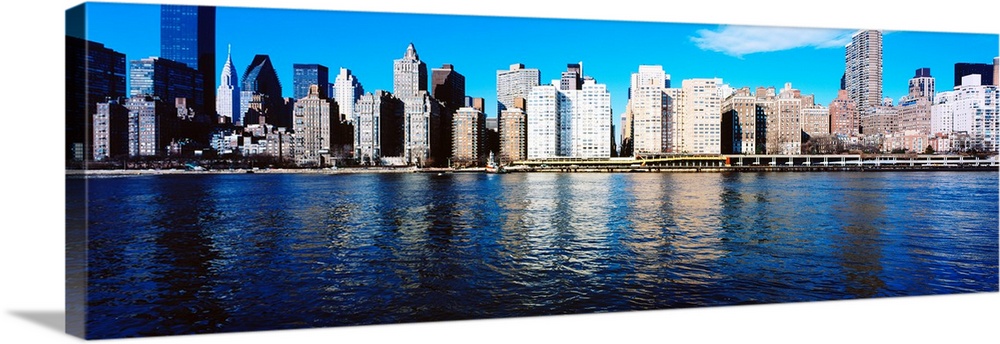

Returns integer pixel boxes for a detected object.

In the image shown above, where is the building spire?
[219,44,237,87]
[404,42,419,60]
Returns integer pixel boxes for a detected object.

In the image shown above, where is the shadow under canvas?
[9,311,66,334]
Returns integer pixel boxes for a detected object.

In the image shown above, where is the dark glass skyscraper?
[431,64,465,166]
[241,55,285,126]
[65,35,127,161]
[431,64,466,110]
[293,64,329,100]
[160,5,215,116]
[954,62,995,87]
[129,57,205,113]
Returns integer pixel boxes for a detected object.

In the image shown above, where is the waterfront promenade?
[68,154,999,175]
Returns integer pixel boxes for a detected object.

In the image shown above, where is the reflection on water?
[831,174,889,298]
[73,171,1000,338]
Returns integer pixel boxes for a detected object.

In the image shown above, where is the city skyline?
[79,2,998,134]
[27,1,1000,344]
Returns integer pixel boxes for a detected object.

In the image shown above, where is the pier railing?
[509,154,999,171]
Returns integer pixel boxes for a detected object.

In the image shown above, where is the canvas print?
[65,1,1000,339]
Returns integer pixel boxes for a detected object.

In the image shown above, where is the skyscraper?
[676,78,727,154]
[393,44,445,166]
[403,91,441,166]
[292,85,339,166]
[240,55,284,126]
[994,57,999,86]
[216,45,240,124]
[65,36,127,161]
[526,84,559,159]
[845,30,882,128]
[627,65,671,155]
[93,99,129,161]
[125,94,177,157]
[560,62,583,91]
[527,64,612,159]
[160,5,215,116]
[562,77,612,157]
[931,91,957,136]
[496,64,541,116]
[721,87,757,154]
[908,68,935,101]
[726,85,805,155]
[954,62,995,87]
[932,75,999,152]
[293,64,329,100]
[465,97,486,113]
[129,56,204,112]
[663,88,687,153]
[431,63,465,164]
[499,98,527,164]
[334,68,364,123]
[770,83,803,155]
[485,117,500,158]
[432,64,465,110]
[899,68,935,135]
[393,43,427,98]
[354,90,403,165]
[620,100,634,157]
[452,107,487,167]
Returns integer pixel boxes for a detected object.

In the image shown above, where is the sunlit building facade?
[845,30,883,127]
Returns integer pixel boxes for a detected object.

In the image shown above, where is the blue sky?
[81,2,997,126]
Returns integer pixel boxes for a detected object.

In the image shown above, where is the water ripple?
[72,171,999,338]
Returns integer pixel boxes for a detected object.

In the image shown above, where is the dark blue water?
[68,172,999,338]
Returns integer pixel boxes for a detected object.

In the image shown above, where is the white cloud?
[691,25,855,57]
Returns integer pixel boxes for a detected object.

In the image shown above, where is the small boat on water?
[485,152,508,174]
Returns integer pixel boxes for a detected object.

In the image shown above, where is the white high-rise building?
[403,91,441,165]
[675,78,725,154]
[931,91,957,135]
[932,75,1000,152]
[562,77,612,157]
[354,90,403,165]
[526,72,612,159]
[215,45,240,124]
[393,43,426,99]
[334,67,363,123]
[392,43,445,166]
[664,88,685,153]
[628,65,671,154]
[527,84,559,159]
[496,63,540,115]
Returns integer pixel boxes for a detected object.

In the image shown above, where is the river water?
[68,171,999,338]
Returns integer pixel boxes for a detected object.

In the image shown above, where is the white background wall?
[1,1,998,343]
